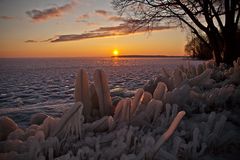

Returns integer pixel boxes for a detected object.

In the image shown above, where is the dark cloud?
[51,32,113,42]
[25,40,39,43]
[49,23,175,42]
[25,37,57,43]
[95,10,111,16]
[0,16,15,20]
[26,1,77,22]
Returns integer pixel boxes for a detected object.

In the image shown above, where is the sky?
[0,0,187,57]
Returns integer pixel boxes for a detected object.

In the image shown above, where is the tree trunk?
[207,32,223,65]
[213,47,223,66]
[222,0,239,65]
[222,30,239,65]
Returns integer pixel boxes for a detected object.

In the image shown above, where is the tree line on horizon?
[112,0,240,65]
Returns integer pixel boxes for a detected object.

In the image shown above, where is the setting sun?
[113,49,119,56]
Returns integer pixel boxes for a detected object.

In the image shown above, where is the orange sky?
[0,0,187,58]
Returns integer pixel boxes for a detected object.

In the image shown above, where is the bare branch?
[175,0,208,32]
[209,0,224,31]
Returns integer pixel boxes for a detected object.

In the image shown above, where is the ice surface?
[1,57,240,159]
[0,57,203,126]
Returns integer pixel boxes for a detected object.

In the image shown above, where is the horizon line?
[111,54,188,58]
[0,54,187,59]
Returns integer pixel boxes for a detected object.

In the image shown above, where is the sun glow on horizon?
[113,49,119,56]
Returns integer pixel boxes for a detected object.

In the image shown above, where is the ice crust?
[0,58,240,159]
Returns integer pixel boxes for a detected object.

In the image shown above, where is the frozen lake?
[0,57,204,126]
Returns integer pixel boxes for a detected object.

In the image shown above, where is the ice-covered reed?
[1,58,240,160]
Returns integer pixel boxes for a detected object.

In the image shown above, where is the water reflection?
[111,57,121,66]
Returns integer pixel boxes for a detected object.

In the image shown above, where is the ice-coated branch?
[74,69,92,121]
[94,69,112,117]
[152,111,186,157]
[188,69,212,87]
[153,82,168,100]
[131,88,144,115]
[51,102,84,139]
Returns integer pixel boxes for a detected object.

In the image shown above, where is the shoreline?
[111,55,188,58]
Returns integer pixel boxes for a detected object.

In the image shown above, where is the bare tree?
[112,0,240,65]
[185,34,213,60]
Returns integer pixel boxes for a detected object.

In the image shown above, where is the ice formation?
[1,58,240,159]
[75,69,92,122]
[0,117,18,141]
[30,113,48,125]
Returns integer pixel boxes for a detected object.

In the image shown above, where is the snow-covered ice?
[0,57,240,159]
[0,57,203,126]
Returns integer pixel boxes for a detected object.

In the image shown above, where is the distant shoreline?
[0,55,190,59]
[111,55,188,58]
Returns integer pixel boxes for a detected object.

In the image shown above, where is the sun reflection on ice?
[111,56,120,66]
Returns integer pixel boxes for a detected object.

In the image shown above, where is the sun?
[113,49,119,56]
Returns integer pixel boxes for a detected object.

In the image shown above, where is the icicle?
[172,136,182,156]
[153,82,168,100]
[30,113,48,125]
[192,128,200,158]
[121,98,131,124]
[0,116,18,141]
[34,130,45,142]
[94,69,112,117]
[190,64,197,77]
[162,67,171,78]
[188,69,213,87]
[84,116,115,132]
[113,99,124,122]
[172,69,184,88]
[41,116,59,138]
[145,99,163,122]
[74,69,92,121]
[51,102,84,139]
[42,137,60,156]
[89,83,100,119]
[125,127,134,148]
[151,111,186,158]
[131,88,144,115]
[7,128,25,141]
[140,91,152,105]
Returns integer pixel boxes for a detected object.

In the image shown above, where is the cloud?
[25,40,39,43]
[76,13,97,26]
[76,20,97,26]
[95,10,125,22]
[76,14,89,21]
[76,14,91,24]
[85,22,97,26]
[95,10,111,17]
[108,16,125,22]
[76,9,124,26]
[26,0,78,22]
[25,23,175,43]
[25,37,57,43]
[0,16,15,20]
[49,23,175,42]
